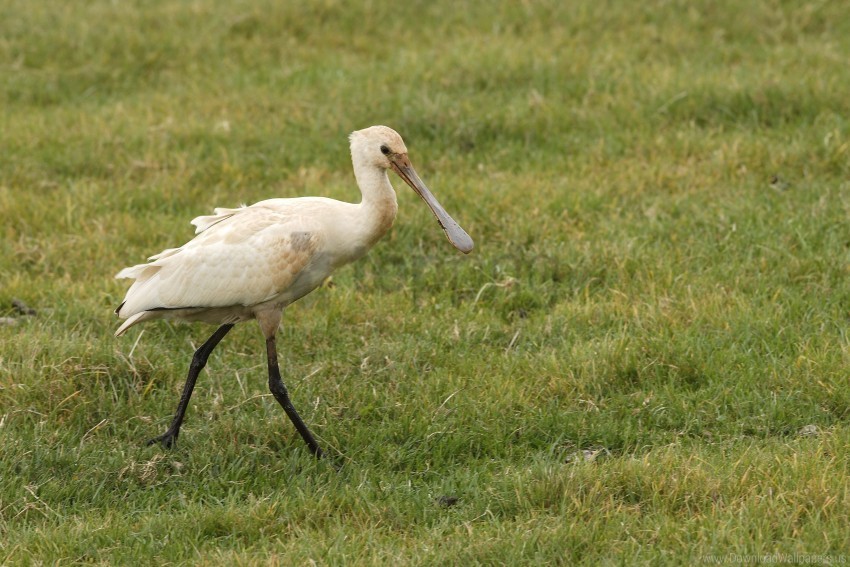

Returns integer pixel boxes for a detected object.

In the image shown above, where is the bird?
[114,125,473,459]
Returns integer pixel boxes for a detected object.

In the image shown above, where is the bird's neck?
[353,163,398,245]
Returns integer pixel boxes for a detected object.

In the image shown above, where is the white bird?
[115,125,473,458]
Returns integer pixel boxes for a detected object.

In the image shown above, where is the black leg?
[266,335,324,459]
[147,324,234,448]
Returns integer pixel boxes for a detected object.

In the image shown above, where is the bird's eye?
[380,145,390,155]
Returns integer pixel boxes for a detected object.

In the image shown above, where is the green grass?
[2,0,850,563]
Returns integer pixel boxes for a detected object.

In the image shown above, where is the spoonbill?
[115,125,473,459]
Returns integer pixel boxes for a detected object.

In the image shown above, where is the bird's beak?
[390,154,474,254]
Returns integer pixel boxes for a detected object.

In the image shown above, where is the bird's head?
[349,125,473,254]
[349,125,408,169]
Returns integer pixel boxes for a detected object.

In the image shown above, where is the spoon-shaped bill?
[390,155,474,254]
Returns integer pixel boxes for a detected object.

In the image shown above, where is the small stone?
[769,174,790,191]
[798,424,819,437]
[12,299,36,316]
[565,448,607,464]
[436,495,459,508]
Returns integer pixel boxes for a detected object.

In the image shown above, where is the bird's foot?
[326,454,345,473]
[146,430,178,449]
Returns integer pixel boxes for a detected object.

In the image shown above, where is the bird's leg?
[147,324,234,448]
[265,334,324,459]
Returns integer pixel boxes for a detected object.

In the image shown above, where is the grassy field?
[2,0,850,563]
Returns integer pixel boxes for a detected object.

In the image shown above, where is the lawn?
[2,0,850,563]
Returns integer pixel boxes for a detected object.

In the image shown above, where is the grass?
[2,0,850,563]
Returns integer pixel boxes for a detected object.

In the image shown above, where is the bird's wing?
[189,206,244,235]
[116,203,324,318]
